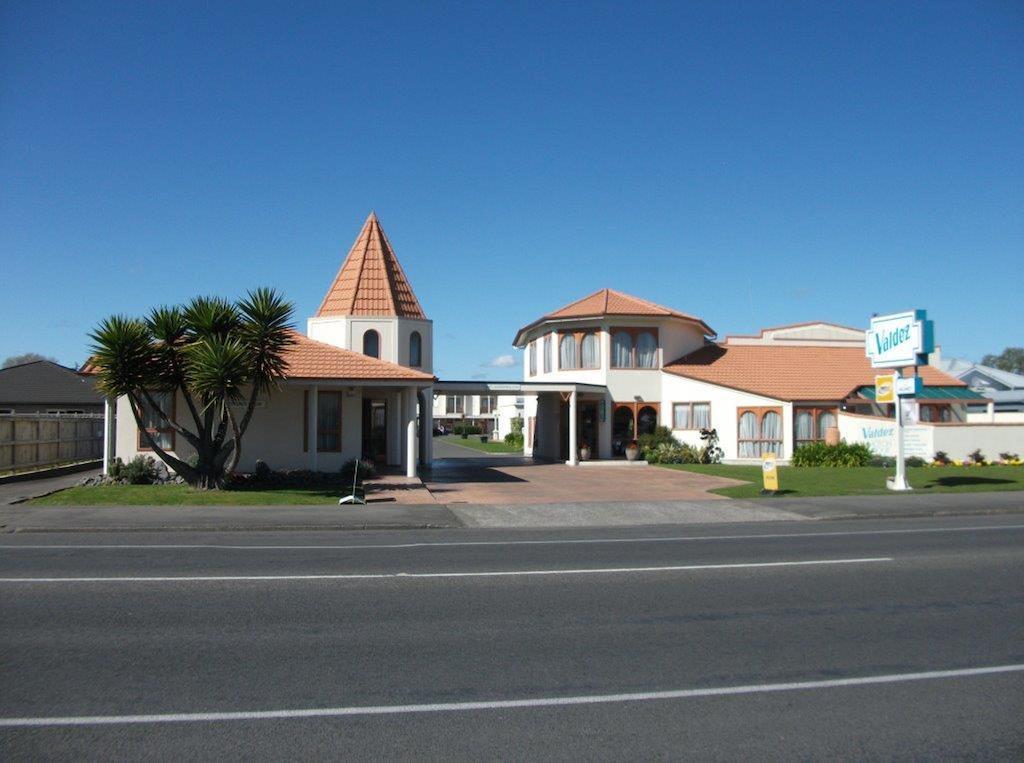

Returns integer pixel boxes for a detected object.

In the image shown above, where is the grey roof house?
[937,357,1024,412]
[0,360,104,414]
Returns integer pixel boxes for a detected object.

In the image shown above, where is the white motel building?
[110,214,1019,475]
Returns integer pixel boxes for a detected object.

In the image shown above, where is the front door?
[362,398,388,464]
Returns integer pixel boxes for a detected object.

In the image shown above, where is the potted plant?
[624,439,640,462]
[579,441,591,461]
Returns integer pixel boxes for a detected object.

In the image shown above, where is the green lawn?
[665,464,1024,499]
[437,435,523,454]
[30,484,348,506]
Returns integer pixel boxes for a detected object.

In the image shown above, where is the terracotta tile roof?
[316,212,427,319]
[515,288,714,345]
[664,344,965,401]
[283,331,434,381]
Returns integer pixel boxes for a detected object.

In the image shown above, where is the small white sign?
[895,376,922,397]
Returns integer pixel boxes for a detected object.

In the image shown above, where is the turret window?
[363,330,380,359]
[409,331,422,367]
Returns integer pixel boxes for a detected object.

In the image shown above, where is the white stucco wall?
[839,412,1024,461]
[307,316,434,373]
[659,374,790,460]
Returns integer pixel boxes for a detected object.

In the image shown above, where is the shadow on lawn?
[921,476,1015,488]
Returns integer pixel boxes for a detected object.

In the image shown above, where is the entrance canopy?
[433,380,607,396]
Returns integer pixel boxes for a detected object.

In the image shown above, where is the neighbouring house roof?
[315,212,427,319]
[0,360,103,406]
[938,357,1024,390]
[282,332,434,382]
[664,344,966,402]
[514,288,714,346]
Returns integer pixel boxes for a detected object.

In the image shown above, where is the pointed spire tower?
[316,212,426,319]
[307,213,432,371]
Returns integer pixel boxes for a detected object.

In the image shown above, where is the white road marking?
[1,523,1021,551]
[0,556,891,583]
[1,664,1020,727]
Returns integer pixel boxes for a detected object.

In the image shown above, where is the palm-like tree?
[90,288,295,489]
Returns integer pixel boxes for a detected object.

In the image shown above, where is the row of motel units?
[111,212,995,475]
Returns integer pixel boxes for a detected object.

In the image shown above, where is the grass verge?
[437,435,523,454]
[29,484,348,506]
[664,464,1024,499]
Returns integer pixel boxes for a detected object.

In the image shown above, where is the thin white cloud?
[485,354,517,368]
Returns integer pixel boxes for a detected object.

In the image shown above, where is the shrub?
[999,452,1019,462]
[967,448,986,465]
[453,423,482,436]
[637,426,676,459]
[504,432,524,448]
[791,441,873,467]
[905,456,926,467]
[933,451,951,465]
[110,455,159,484]
[645,442,701,464]
[340,458,375,485]
[868,456,893,468]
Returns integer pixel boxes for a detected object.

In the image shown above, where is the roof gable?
[316,213,427,319]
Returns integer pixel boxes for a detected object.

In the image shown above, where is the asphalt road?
[2,515,1023,759]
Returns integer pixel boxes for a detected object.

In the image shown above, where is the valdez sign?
[865,310,934,368]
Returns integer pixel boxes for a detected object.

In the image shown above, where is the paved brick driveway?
[421,455,743,504]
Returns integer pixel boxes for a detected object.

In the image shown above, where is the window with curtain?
[528,342,537,376]
[636,332,657,368]
[445,395,464,414]
[738,411,759,457]
[761,411,782,454]
[479,395,497,414]
[612,332,632,368]
[409,332,422,367]
[363,330,380,358]
[543,334,552,373]
[817,411,837,440]
[316,392,342,452]
[795,411,814,445]
[580,333,599,369]
[559,334,578,369]
[137,391,174,450]
[672,402,711,430]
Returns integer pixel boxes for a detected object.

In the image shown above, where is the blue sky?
[1,1,1021,378]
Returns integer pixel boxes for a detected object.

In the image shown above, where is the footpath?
[1,491,1022,533]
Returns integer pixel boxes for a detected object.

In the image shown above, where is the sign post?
[866,310,933,492]
[761,452,779,494]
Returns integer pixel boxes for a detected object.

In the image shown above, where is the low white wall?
[839,412,1024,461]
[967,411,1024,424]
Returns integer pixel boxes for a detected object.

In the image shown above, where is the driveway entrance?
[422,451,742,504]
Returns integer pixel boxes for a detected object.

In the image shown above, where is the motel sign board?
[866,310,934,368]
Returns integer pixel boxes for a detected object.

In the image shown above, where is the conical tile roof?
[316,213,427,319]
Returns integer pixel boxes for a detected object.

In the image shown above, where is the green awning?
[855,385,986,401]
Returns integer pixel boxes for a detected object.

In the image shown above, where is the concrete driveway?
[422,453,744,505]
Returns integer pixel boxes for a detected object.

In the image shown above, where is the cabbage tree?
[89,288,294,489]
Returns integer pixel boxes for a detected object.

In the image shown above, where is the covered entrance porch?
[432,380,609,466]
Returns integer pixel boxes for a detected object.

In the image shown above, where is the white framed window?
[580,333,600,369]
[445,395,464,414]
[409,331,422,367]
[559,334,579,370]
[543,334,552,373]
[672,402,710,430]
[528,342,537,376]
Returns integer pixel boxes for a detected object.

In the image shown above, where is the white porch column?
[307,386,318,471]
[102,397,116,475]
[426,390,434,466]
[988,401,995,422]
[567,389,578,465]
[405,387,417,478]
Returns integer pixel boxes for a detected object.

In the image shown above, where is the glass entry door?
[362,399,388,464]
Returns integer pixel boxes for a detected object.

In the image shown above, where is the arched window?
[580,333,600,369]
[409,331,422,367]
[816,410,836,440]
[612,332,632,368]
[637,405,658,436]
[738,411,759,458]
[636,332,657,368]
[363,329,380,358]
[761,411,782,455]
[543,334,553,373]
[559,334,578,369]
[795,411,814,446]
